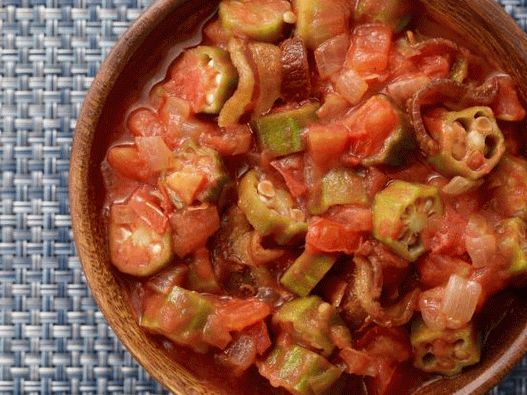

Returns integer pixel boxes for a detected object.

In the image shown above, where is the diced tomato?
[346,23,393,77]
[128,186,169,234]
[146,265,188,294]
[242,321,272,355]
[323,205,373,232]
[270,154,308,198]
[127,108,165,137]
[170,205,220,258]
[158,95,193,148]
[187,247,220,293]
[339,348,377,376]
[168,50,216,114]
[418,254,474,289]
[357,326,412,364]
[306,217,363,255]
[492,76,526,121]
[423,206,468,256]
[135,136,174,172]
[215,298,272,333]
[107,144,156,182]
[199,124,253,156]
[216,334,258,376]
[343,95,398,159]
[165,171,207,206]
[365,167,389,198]
[306,124,349,167]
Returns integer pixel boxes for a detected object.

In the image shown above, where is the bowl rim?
[70,1,527,394]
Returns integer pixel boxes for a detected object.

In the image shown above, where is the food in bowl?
[100,0,527,393]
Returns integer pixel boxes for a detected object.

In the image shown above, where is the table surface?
[1,0,527,394]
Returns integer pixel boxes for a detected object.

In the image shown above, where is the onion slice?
[441,274,481,329]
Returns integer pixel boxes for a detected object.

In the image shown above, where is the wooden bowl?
[70,1,527,394]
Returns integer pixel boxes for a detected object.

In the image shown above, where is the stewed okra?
[102,0,527,393]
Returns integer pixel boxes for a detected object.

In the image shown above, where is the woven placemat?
[0,0,526,394]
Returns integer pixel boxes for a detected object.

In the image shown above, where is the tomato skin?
[270,154,308,198]
[323,205,373,232]
[418,254,474,289]
[343,95,398,159]
[306,217,363,255]
[199,124,253,156]
[128,108,165,137]
[306,124,349,168]
[129,186,169,234]
[346,23,393,76]
[170,205,221,258]
[423,206,468,256]
[492,76,526,121]
[107,145,155,182]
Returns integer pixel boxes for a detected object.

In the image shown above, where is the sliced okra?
[411,317,480,376]
[373,181,443,261]
[427,106,505,180]
[238,170,307,245]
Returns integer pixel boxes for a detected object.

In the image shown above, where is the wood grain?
[70,0,527,394]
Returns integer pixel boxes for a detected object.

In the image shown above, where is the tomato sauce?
[101,0,527,393]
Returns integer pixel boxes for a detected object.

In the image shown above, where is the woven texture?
[0,0,526,394]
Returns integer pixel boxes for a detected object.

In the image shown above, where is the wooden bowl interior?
[70,0,527,394]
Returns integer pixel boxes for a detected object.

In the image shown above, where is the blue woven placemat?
[0,0,526,394]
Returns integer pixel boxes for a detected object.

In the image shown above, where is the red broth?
[101,1,527,394]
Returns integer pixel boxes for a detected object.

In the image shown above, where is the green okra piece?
[411,317,480,376]
[238,170,307,245]
[498,217,527,276]
[141,286,215,353]
[293,0,351,50]
[428,106,505,180]
[163,142,229,207]
[254,102,320,157]
[355,0,413,32]
[280,251,336,296]
[308,168,369,215]
[361,95,415,167]
[258,344,342,395]
[187,46,238,114]
[373,180,443,261]
[219,0,291,43]
[273,296,351,356]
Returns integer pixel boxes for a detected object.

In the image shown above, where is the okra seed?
[283,11,297,24]
[467,130,486,152]
[207,59,215,68]
[206,93,215,105]
[152,243,162,254]
[257,180,276,198]
[215,73,222,85]
[472,116,493,133]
